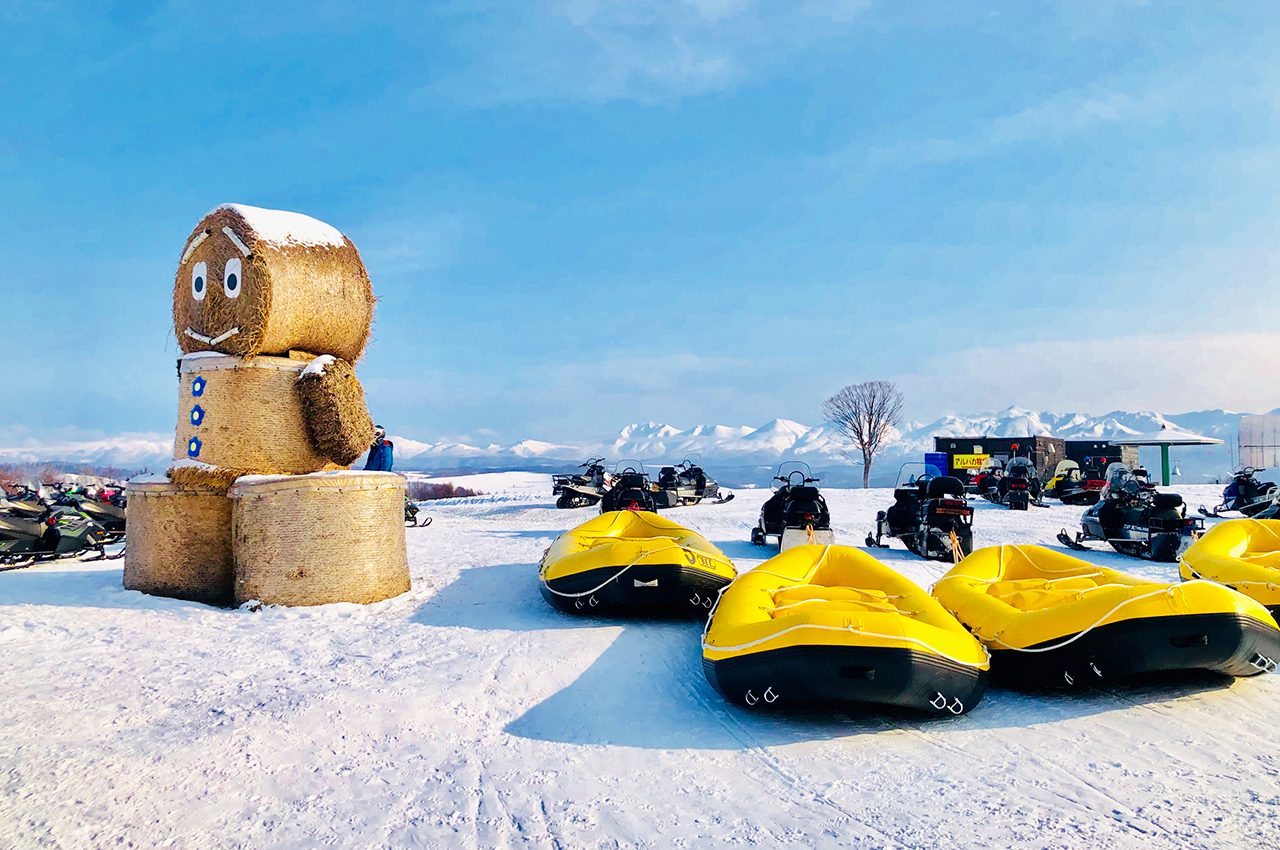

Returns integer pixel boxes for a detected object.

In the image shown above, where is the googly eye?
[223,258,242,299]
[191,262,207,301]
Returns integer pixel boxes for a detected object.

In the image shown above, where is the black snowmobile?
[404,496,432,527]
[553,457,610,509]
[996,457,1042,510]
[867,464,974,562]
[653,457,733,509]
[599,461,657,513]
[751,462,834,551]
[1199,468,1280,518]
[54,489,127,542]
[1059,463,1203,562]
[0,499,113,569]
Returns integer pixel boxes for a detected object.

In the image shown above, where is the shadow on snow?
[411,560,1238,750]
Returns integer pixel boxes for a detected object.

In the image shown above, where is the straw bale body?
[230,471,409,607]
[171,353,344,493]
[123,480,234,606]
[173,204,374,362]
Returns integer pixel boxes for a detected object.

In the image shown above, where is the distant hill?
[2,406,1264,486]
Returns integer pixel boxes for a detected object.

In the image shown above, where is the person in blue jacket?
[364,425,394,472]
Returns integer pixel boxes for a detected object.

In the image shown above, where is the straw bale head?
[174,204,375,361]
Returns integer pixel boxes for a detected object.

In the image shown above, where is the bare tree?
[822,381,904,488]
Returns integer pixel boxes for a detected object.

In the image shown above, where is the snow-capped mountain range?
[1,407,1260,485]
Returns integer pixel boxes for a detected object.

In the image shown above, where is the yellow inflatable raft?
[539,510,735,615]
[702,545,989,714]
[933,545,1280,687]
[1181,519,1280,618]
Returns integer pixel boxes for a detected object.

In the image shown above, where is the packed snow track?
[1,475,1276,849]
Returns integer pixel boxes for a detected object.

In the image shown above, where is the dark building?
[1063,440,1139,473]
[932,436,1138,482]
[933,436,1065,482]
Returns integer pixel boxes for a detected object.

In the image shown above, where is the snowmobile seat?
[927,477,965,499]
[790,485,821,502]
[1152,493,1183,510]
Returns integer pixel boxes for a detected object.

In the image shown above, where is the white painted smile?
[185,326,241,345]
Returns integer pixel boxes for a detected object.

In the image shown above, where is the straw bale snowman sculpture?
[123,204,410,608]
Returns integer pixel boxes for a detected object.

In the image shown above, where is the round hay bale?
[123,479,233,606]
[171,353,341,492]
[173,204,374,362]
[229,471,409,607]
[295,355,376,466]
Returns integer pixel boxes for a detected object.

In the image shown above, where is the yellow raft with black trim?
[933,545,1280,687]
[1181,519,1280,618]
[702,545,989,714]
[539,510,735,615]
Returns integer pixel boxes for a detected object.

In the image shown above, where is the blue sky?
[2,1,1279,447]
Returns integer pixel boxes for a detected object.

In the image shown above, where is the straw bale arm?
[295,356,376,466]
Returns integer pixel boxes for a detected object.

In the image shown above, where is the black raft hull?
[541,563,732,616]
[991,612,1280,689]
[702,645,989,715]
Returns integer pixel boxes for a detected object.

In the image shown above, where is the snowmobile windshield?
[1008,458,1035,478]
[895,463,931,489]
[1101,463,1131,498]
[774,461,816,490]
[1053,460,1079,477]
[612,459,646,476]
[979,458,1004,473]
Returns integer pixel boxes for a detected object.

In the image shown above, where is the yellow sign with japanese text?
[951,454,989,470]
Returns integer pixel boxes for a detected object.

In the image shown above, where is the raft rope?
[980,580,1233,653]
[1180,561,1280,594]
[702,621,989,669]
[700,545,990,669]
[538,543,687,599]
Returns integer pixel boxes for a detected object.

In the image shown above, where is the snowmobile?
[972,458,1004,499]
[750,462,834,551]
[404,496,432,527]
[54,489,126,542]
[653,457,734,509]
[1199,468,1280,518]
[1044,459,1105,505]
[867,464,974,562]
[1058,463,1203,562]
[996,456,1042,510]
[1043,460,1080,500]
[0,483,52,521]
[553,457,610,509]
[599,461,657,513]
[0,501,113,569]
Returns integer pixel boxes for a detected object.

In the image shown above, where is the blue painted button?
[192,376,206,397]
[190,405,205,426]
[187,436,202,458]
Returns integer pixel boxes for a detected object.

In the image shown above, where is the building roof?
[1110,426,1224,447]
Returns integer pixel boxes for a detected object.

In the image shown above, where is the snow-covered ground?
[2,475,1277,849]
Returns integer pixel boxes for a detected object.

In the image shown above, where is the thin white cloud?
[442,0,876,103]
[897,332,1280,417]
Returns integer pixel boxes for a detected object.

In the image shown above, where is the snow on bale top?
[230,470,405,496]
[211,203,347,249]
[174,204,375,362]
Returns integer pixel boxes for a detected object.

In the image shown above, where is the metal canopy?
[1110,426,1224,485]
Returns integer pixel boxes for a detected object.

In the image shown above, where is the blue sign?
[925,452,948,478]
